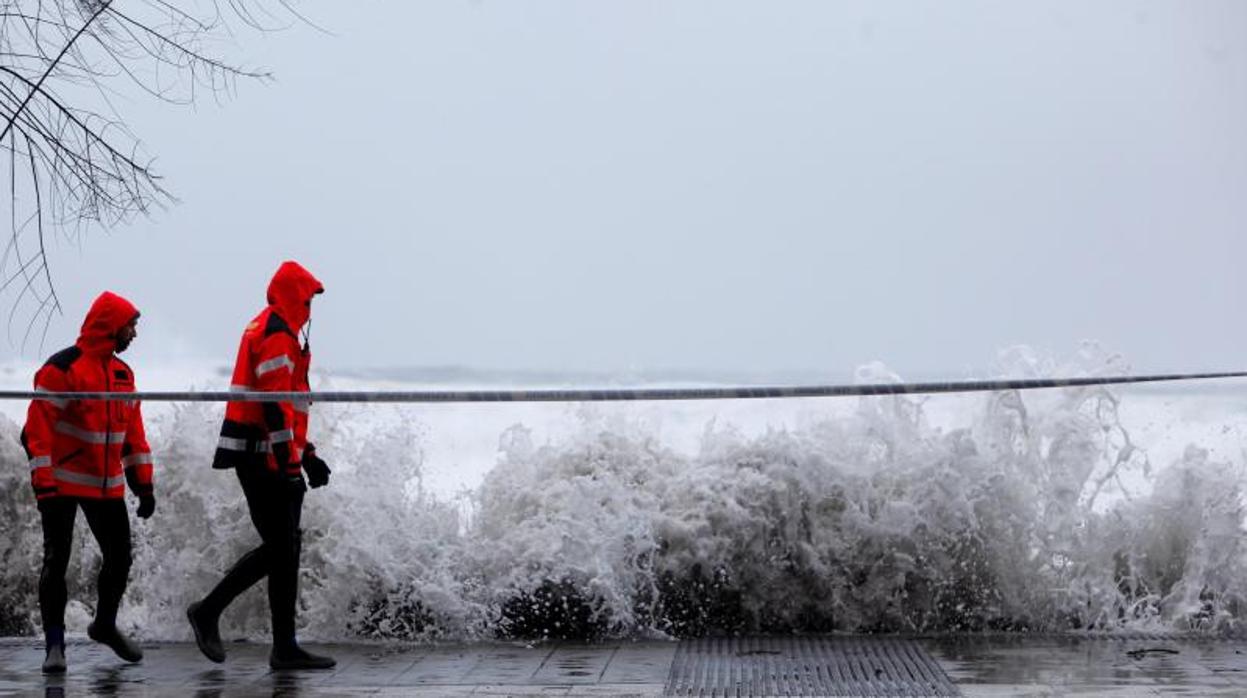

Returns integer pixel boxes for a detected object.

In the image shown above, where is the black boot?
[269,643,336,670]
[187,601,225,663]
[41,626,66,674]
[87,621,143,663]
[41,644,66,674]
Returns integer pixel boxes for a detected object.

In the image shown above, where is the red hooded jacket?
[213,261,323,475]
[21,292,154,500]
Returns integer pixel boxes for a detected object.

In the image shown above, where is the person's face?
[114,318,138,353]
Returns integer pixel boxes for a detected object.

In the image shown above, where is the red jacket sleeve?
[23,365,67,500]
[121,401,154,497]
[292,347,312,460]
[254,332,301,474]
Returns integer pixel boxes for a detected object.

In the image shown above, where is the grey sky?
[6,1,1245,378]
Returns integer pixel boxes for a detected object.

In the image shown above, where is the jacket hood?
[266,261,324,332]
[77,291,139,355]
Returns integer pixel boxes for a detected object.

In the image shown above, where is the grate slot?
[665,636,959,697]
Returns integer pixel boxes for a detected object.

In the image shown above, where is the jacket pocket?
[110,400,132,429]
[58,448,84,466]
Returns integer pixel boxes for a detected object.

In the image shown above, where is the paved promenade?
[1,634,1245,696]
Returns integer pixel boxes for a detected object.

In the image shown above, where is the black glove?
[302,447,331,489]
[136,494,155,519]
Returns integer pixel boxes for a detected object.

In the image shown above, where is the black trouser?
[39,497,132,631]
[200,467,304,646]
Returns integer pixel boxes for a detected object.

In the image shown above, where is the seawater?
[1,345,1245,642]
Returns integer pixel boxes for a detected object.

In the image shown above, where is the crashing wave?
[1,350,1244,641]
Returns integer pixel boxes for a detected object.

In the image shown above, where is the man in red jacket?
[22,291,155,674]
[187,261,334,670]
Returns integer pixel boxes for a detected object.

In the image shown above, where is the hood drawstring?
[301,317,312,355]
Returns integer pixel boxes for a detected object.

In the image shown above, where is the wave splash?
[1,352,1245,641]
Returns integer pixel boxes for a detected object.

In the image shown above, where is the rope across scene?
[1,371,1245,403]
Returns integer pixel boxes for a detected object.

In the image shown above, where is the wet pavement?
[929,634,1247,696]
[0,635,1245,696]
[0,638,674,697]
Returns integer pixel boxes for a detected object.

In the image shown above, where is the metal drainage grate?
[665,636,959,697]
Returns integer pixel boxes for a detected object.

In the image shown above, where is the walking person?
[21,291,156,674]
[187,260,334,670]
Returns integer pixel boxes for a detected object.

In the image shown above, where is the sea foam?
[1,348,1245,641]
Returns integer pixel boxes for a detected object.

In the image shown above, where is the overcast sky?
[3,0,1244,379]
